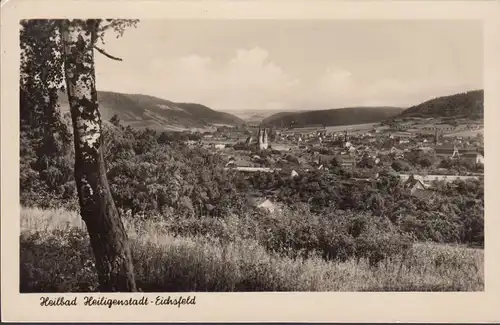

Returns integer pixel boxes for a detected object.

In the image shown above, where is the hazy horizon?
[94,19,483,112]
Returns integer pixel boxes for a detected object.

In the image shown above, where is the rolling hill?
[399,90,484,119]
[262,107,404,128]
[57,91,245,130]
[224,109,292,124]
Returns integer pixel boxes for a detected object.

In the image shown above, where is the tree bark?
[59,19,137,292]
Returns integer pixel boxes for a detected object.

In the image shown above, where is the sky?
[94,20,483,112]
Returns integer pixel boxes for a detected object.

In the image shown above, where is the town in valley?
[19,19,484,293]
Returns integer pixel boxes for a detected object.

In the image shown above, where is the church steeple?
[258,127,268,150]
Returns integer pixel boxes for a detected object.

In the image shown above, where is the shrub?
[19,208,484,292]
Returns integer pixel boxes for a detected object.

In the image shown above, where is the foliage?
[263,107,403,128]
[404,150,437,169]
[244,168,483,247]
[391,160,411,172]
[19,20,485,271]
[20,20,76,210]
[21,114,485,248]
[401,90,484,119]
[438,157,483,174]
[20,207,483,292]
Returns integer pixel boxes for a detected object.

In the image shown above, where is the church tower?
[258,127,269,150]
[263,128,268,149]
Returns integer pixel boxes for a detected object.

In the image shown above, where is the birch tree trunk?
[59,19,137,292]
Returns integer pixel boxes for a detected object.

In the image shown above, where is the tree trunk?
[59,19,137,292]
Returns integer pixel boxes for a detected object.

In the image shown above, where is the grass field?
[20,207,484,292]
[442,128,483,138]
[325,123,379,133]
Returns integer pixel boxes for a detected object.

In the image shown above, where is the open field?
[325,123,379,133]
[20,207,484,292]
[398,174,482,184]
[442,128,483,138]
[278,123,380,136]
[272,144,295,151]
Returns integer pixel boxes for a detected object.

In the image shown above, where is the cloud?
[97,45,480,111]
[302,68,479,109]
[146,47,299,110]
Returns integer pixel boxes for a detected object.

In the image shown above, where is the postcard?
[1,0,500,322]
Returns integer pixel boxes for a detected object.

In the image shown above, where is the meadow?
[20,207,484,292]
[325,123,379,133]
[442,128,484,138]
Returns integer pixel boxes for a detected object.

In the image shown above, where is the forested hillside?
[57,90,245,130]
[400,90,484,119]
[263,107,403,128]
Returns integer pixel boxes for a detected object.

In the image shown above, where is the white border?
[2,1,500,322]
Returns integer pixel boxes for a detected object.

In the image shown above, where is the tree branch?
[93,45,123,61]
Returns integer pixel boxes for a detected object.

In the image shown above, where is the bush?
[20,229,98,292]
[19,208,484,292]
[252,207,413,265]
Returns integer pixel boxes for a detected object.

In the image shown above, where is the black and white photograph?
[17,17,485,293]
[2,0,500,322]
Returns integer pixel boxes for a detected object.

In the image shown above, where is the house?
[435,145,460,159]
[257,199,279,213]
[314,154,336,166]
[459,147,484,164]
[476,153,484,164]
[435,145,483,162]
[399,173,482,185]
[280,126,326,137]
[390,147,405,159]
[248,196,280,213]
[300,162,315,171]
[402,176,435,200]
[412,187,436,201]
[403,176,426,192]
[418,146,434,153]
[184,140,197,146]
[391,131,413,139]
[225,158,254,168]
[337,155,356,169]
[460,151,483,164]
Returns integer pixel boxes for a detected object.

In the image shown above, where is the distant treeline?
[400,90,484,119]
[262,107,404,128]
